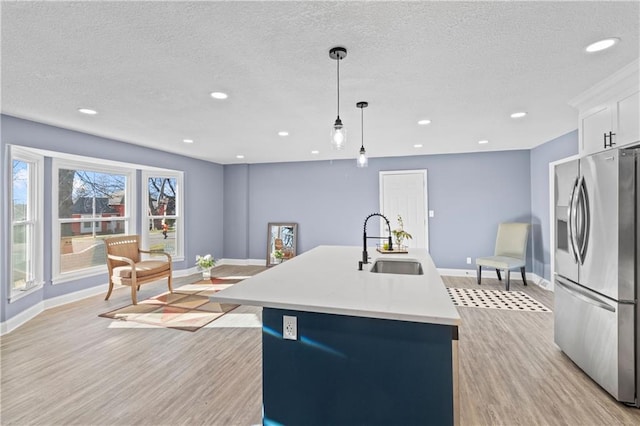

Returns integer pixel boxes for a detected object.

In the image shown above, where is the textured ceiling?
[2,1,639,164]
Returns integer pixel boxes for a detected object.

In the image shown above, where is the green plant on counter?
[392,215,413,248]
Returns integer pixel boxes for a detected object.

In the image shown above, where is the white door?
[379,170,428,251]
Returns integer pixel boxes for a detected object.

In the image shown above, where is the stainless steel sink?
[369,258,424,275]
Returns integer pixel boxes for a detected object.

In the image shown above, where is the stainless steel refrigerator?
[554,145,639,407]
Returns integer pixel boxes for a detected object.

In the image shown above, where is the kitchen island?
[210,245,461,425]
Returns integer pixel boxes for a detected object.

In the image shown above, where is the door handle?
[604,131,616,149]
[568,177,580,264]
[556,276,615,313]
[576,177,590,263]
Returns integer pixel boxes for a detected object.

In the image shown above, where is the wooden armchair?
[104,235,173,304]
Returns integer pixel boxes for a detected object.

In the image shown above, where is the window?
[15,149,179,284]
[53,160,134,281]
[142,171,183,260]
[10,147,43,297]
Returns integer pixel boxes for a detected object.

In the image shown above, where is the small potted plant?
[392,215,413,250]
[273,249,284,264]
[196,254,216,279]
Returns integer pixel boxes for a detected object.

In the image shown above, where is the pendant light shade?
[330,47,347,150]
[356,101,368,168]
[357,146,368,168]
[332,116,345,149]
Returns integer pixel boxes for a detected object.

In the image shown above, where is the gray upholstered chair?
[104,235,172,304]
[476,223,530,291]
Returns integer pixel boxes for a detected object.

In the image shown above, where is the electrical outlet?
[283,315,297,340]
[466,257,472,264]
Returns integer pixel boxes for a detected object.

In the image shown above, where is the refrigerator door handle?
[576,176,590,264]
[568,177,580,264]
[556,276,615,313]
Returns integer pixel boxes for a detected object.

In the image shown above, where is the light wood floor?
[1,267,639,425]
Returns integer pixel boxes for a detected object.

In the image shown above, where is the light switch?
[428,210,434,218]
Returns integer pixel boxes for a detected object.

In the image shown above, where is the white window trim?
[141,170,184,262]
[9,146,44,302]
[52,158,137,284]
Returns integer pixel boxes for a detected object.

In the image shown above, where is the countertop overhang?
[210,245,461,326]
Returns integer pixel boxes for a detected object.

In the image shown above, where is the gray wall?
[1,112,579,325]
[529,130,579,280]
[1,115,224,322]
[223,164,249,259]
[224,150,533,270]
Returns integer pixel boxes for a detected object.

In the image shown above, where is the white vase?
[202,268,212,279]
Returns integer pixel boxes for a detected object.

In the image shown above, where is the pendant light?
[356,101,368,168]
[329,47,347,150]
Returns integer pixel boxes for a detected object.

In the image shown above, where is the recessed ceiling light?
[210,92,228,99]
[414,144,423,148]
[311,150,319,155]
[78,108,97,115]
[278,131,289,137]
[182,139,194,144]
[417,119,431,125]
[585,38,620,53]
[478,140,489,145]
[510,112,527,119]
[236,154,244,159]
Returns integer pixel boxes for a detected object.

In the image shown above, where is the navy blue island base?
[262,307,458,426]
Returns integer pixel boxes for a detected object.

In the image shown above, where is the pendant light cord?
[336,57,340,117]
[361,106,364,149]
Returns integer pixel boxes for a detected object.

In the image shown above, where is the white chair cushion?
[476,255,525,270]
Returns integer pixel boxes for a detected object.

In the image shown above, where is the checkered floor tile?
[447,287,551,312]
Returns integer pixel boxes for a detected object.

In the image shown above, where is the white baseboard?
[437,268,552,291]
[533,274,553,290]
[43,284,109,311]
[0,302,45,336]
[1,266,195,336]
[437,268,479,278]
[218,258,266,266]
[1,262,553,336]
[175,266,199,277]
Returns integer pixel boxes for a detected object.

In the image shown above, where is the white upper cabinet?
[570,59,640,156]
[616,89,640,146]
[581,104,613,155]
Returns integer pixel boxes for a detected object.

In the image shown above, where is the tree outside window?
[144,175,180,257]
[57,168,128,274]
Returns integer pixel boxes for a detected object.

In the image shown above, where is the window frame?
[52,158,136,284]
[9,146,44,301]
[141,170,184,261]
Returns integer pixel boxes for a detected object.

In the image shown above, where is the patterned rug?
[99,277,243,331]
[446,287,551,312]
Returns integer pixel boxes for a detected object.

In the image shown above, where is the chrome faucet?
[359,213,393,269]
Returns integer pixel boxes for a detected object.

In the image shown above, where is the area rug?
[99,277,243,332]
[446,287,551,312]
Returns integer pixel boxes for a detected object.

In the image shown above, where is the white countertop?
[210,245,461,326]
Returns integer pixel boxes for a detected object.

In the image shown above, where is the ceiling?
[2,1,639,165]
